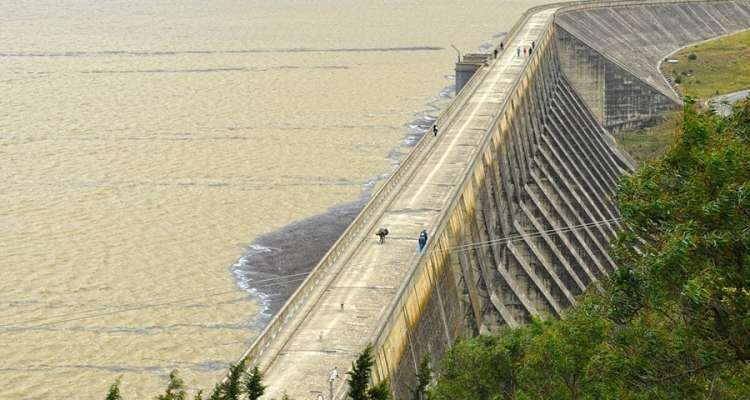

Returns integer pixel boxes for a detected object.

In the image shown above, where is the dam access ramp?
[251,7,563,399]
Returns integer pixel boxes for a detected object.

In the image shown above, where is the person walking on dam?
[375,227,389,244]
[517,46,520,57]
[433,124,438,137]
[418,229,428,253]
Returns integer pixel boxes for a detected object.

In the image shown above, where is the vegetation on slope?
[614,112,679,164]
[662,29,750,99]
[619,29,750,164]
[430,98,750,399]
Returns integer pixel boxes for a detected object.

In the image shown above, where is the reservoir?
[0,1,547,398]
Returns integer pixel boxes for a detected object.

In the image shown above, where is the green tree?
[208,384,223,400]
[194,390,203,400]
[221,360,246,400]
[367,379,392,400]
[347,344,393,400]
[518,298,614,400]
[106,378,123,400]
[412,355,431,400]
[347,344,374,400]
[157,370,188,400]
[615,97,750,363]
[244,365,266,400]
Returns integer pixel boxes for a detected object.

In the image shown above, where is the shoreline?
[231,31,508,334]
[230,89,447,330]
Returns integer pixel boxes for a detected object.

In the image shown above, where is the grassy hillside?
[618,29,750,164]
[614,113,678,164]
[662,29,750,99]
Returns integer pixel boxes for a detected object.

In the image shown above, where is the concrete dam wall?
[377,1,750,397]
[556,0,750,130]
[379,21,631,400]
[240,2,750,398]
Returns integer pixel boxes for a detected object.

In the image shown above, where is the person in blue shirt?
[418,229,428,252]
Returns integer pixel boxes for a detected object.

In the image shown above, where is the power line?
[434,217,622,255]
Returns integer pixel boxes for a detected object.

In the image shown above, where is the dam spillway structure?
[235,1,750,398]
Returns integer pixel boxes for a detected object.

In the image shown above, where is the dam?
[237,1,750,398]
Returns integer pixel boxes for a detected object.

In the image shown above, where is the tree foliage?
[347,344,392,400]
[208,384,223,400]
[156,370,188,400]
[431,98,750,399]
[244,365,266,400]
[222,360,245,400]
[106,378,123,400]
[412,354,432,400]
[367,379,392,400]
[348,344,375,400]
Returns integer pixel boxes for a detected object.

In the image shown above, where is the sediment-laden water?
[0,1,548,398]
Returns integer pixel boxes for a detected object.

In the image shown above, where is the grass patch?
[615,112,678,164]
[662,29,750,99]
[622,29,750,163]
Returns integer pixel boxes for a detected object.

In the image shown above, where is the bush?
[430,98,750,400]
[688,53,697,60]
[674,75,682,84]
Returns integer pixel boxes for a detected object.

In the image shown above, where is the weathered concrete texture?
[388,25,634,397]
[556,26,677,130]
[556,0,750,129]
[377,22,634,397]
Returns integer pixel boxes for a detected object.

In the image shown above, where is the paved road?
[257,8,558,399]
[708,89,750,116]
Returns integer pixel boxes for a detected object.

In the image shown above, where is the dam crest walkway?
[255,8,560,398]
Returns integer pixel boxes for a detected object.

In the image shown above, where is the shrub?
[688,53,697,60]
